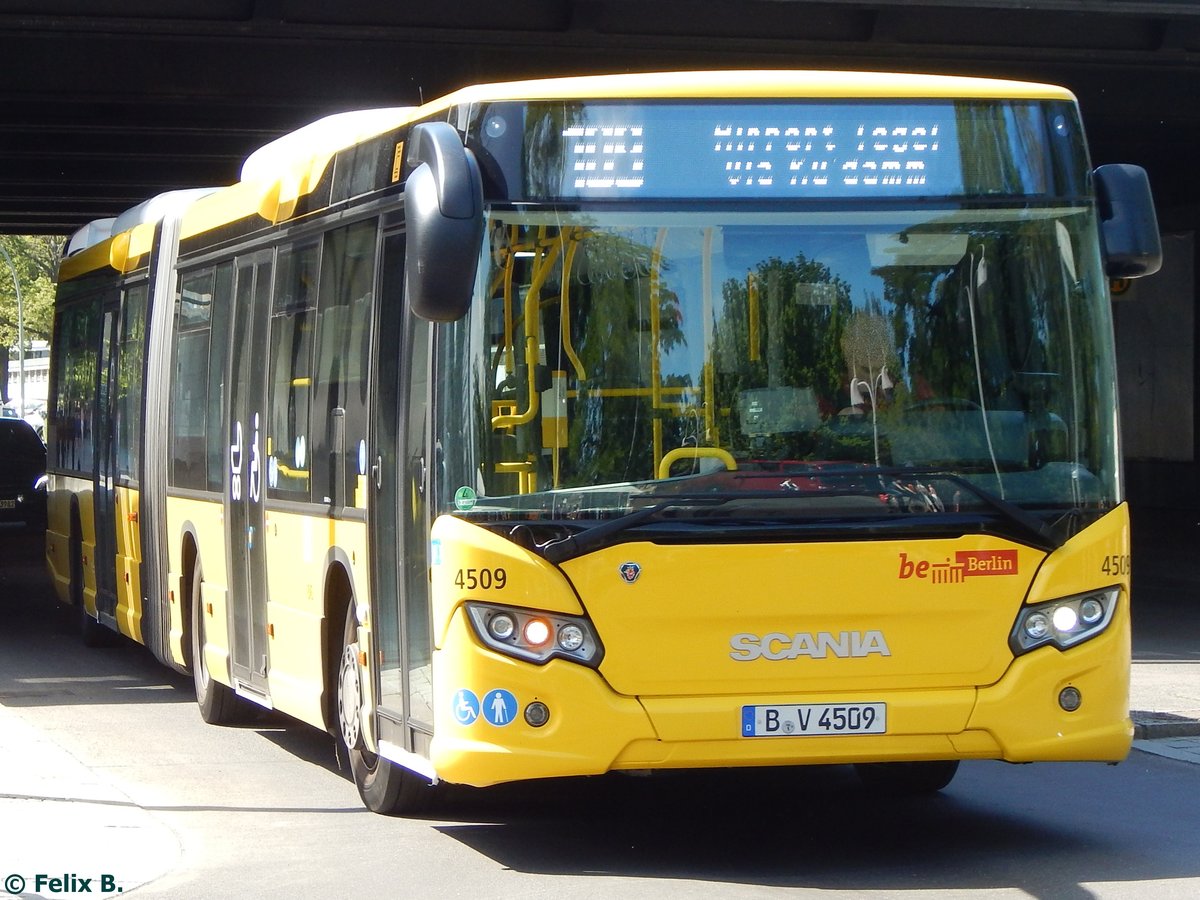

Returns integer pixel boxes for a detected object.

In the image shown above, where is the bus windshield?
[436,203,1118,550]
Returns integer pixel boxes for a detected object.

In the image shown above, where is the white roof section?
[65,187,219,257]
[65,218,116,256]
[239,107,416,182]
[110,187,219,236]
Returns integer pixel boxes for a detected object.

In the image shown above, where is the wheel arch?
[322,548,358,736]
[178,522,201,673]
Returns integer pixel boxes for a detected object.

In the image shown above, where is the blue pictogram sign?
[482,689,518,727]
[453,689,480,725]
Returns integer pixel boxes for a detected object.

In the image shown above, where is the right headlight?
[1009,587,1119,655]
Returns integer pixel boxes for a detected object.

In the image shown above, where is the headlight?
[465,602,603,667]
[1009,587,1119,655]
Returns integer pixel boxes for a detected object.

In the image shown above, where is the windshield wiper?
[541,496,731,564]
[868,466,1058,551]
[538,468,1059,564]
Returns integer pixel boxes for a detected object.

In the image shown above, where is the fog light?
[524,618,551,646]
[558,624,585,652]
[1059,686,1082,712]
[1080,598,1105,625]
[1024,612,1050,640]
[488,613,516,641]
[524,701,550,727]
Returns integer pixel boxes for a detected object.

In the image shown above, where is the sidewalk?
[1128,506,1200,764]
[0,702,180,896]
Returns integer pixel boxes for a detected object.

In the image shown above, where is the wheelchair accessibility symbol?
[452,689,480,725]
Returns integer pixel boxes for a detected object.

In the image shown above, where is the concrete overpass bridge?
[3,0,1200,233]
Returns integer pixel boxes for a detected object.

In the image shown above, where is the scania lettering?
[45,70,1160,815]
[730,630,893,660]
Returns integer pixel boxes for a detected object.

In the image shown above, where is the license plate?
[0,499,15,510]
[742,702,886,737]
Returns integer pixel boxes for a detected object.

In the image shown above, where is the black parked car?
[0,417,47,529]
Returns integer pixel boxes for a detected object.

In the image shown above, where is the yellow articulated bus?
[46,70,1161,814]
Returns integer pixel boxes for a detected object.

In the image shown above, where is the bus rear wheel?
[191,565,247,725]
[338,605,440,816]
[854,760,960,795]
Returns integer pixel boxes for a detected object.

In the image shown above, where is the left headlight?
[465,602,604,667]
[1009,587,1120,655]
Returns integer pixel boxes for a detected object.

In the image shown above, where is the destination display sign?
[478,100,1070,201]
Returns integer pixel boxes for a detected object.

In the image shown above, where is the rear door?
[225,251,273,696]
[93,297,120,627]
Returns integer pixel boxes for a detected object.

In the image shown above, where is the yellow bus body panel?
[262,509,370,730]
[427,506,1131,788]
[113,485,143,642]
[166,494,229,672]
[44,479,84,605]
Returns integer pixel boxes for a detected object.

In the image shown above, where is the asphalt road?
[2,522,1199,899]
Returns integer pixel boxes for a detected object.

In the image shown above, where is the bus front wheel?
[338,605,440,816]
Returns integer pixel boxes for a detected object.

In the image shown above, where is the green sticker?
[454,486,477,511]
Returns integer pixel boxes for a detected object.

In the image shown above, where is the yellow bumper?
[427,600,1131,788]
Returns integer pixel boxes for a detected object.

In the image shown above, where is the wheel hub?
[338,643,363,750]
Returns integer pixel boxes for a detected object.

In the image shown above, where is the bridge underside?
[3,1,1200,233]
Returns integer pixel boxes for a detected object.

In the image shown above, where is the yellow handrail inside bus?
[657,447,737,480]
[560,230,587,382]
[491,235,561,430]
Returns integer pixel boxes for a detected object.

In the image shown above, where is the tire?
[338,604,441,816]
[191,564,248,725]
[854,760,960,795]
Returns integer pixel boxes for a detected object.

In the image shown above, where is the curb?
[1131,710,1200,740]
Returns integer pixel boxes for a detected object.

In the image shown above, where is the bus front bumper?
[427,608,1131,788]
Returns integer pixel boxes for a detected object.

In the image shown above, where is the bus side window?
[51,298,100,473]
[114,283,148,481]
[267,241,318,501]
[171,269,215,490]
[205,264,234,492]
[313,220,377,510]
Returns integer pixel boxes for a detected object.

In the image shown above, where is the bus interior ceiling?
[3,0,1200,506]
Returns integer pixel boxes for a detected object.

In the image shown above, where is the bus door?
[370,230,435,756]
[93,297,120,629]
[225,251,272,698]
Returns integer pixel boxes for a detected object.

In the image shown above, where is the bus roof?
[58,69,1076,284]
[420,69,1076,114]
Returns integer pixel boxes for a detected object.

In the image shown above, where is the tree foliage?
[0,234,61,346]
[1,234,62,402]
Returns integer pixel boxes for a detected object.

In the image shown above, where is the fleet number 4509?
[1100,554,1130,576]
[454,567,507,590]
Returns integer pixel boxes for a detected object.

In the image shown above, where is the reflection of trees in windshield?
[713,253,852,462]
[564,229,686,486]
[444,211,1118,517]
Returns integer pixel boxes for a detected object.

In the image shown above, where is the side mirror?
[1094,164,1162,279]
[405,122,485,321]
